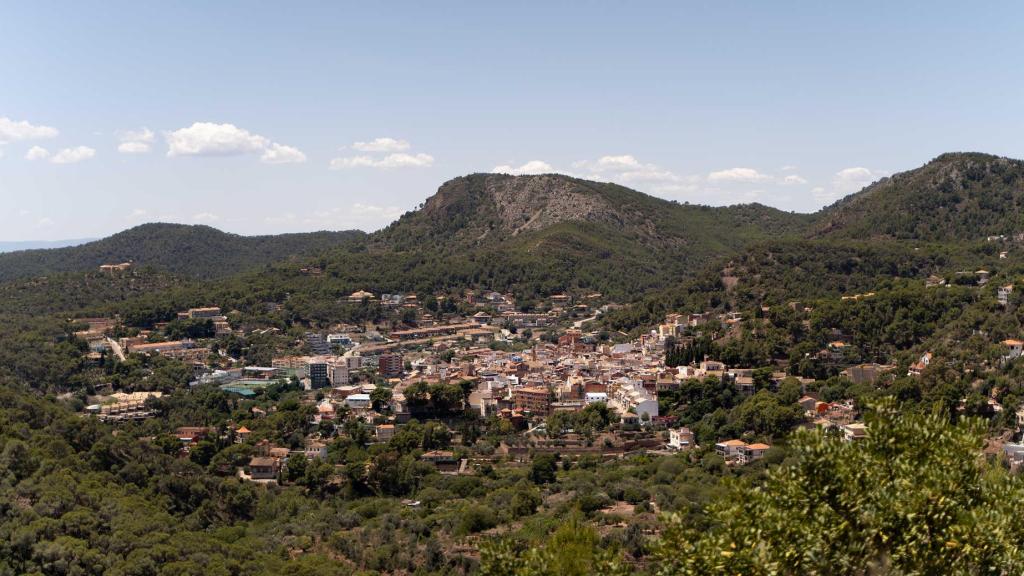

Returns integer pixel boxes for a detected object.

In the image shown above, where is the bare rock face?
[373,170,809,264]
[422,173,621,235]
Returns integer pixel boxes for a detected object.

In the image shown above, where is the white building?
[999,285,1014,307]
[668,427,695,450]
[327,333,353,346]
[610,378,658,421]
[1004,339,1024,361]
[843,422,868,442]
[328,359,349,386]
[303,442,328,459]
[345,393,372,410]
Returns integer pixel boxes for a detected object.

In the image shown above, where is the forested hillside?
[601,237,1002,332]
[815,152,1024,241]
[0,173,814,300]
[0,224,366,282]
[7,154,1024,574]
[362,174,812,298]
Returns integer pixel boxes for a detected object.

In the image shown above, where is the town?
[76,275,954,490]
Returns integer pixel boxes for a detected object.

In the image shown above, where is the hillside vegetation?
[3,153,1022,295]
[6,153,1024,575]
[816,152,1024,241]
[335,173,814,300]
[0,223,365,282]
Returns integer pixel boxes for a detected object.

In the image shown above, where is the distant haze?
[0,239,95,253]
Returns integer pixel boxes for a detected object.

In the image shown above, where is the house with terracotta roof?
[1003,339,1024,361]
[741,443,771,463]
[843,422,868,442]
[714,439,747,457]
[420,450,460,473]
[234,426,251,444]
[376,424,395,442]
[908,352,932,376]
[303,441,328,459]
[347,290,376,303]
[248,457,279,481]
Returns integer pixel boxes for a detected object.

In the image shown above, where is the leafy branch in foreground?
[654,399,1024,575]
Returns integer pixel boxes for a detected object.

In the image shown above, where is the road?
[573,311,602,329]
[106,337,126,361]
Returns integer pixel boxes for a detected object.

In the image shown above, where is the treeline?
[602,234,1009,334]
[0,223,365,283]
[482,402,1024,575]
[818,152,1024,241]
[665,336,717,367]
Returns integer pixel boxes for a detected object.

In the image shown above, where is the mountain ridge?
[2,153,1021,291]
[813,152,1024,240]
[372,172,811,251]
[0,223,366,283]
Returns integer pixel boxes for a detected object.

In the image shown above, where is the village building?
[668,427,695,450]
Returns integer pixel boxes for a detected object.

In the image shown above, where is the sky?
[2,1,1024,241]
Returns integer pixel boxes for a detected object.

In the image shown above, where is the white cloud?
[331,138,432,170]
[120,127,155,143]
[833,167,877,193]
[36,217,54,227]
[25,146,50,160]
[780,165,798,171]
[192,212,220,223]
[118,141,151,154]
[166,122,267,156]
[707,167,771,183]
[166,122,304,164]
[260,142,307,164]
[117,127,155,154]
[127,208,149,220]
[330,155,374,169]
[492,160,554,175]
[574,154,691,188]
[50,146,96,164]
[374,153,434,168]
[618,167,688,184]
[266,203,405,231]
[350,203,404,220]
[809,167,882,206]
[592,155,642,171]
[330,152,434,169]
[351,137,410,153]
[807,166,884,206]
[0,117,58,143]
[811,186,832,204]
[782,174,808,185]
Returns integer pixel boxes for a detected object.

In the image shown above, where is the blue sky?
[2,1,1023,240]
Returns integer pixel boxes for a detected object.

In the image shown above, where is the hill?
[0,223,366,282]
[352,173,813,299]
[11,155,1024,311]
[375,173,810,253]
[598,152,1024,331]
[0,175,810,297]
[815,152,1024,241]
